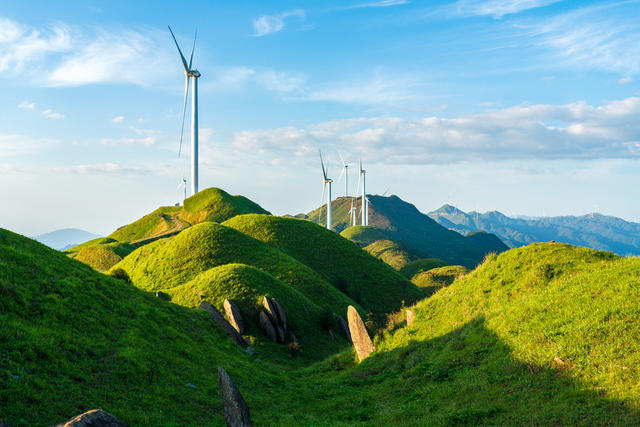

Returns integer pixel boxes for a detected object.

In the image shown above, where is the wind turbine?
[320,151,333,230]
[358,158,368,226]
[338,152,357,227]
[169,26,201,196]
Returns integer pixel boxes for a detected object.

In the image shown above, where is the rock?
[262,297,279,325]
[347,305,374,362]
[554,356,567,367]
[270,298,287,334]
[187,382,197,389]
[337,316,351,343]
[259,310,277,342]
[276,325,286,344]
[218,367,253,427]
[245,346,255,356]
[406,309,415,326]
[155,291,168,300]
[55,409,127,427]
[223,299,245,334]
[199,301,248,349]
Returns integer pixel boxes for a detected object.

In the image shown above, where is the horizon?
[2,0,640,235]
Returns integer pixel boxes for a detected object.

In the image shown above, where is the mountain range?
[32,228,101,251]
[429,204,640,256]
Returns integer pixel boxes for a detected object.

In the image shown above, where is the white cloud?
[253,9,305,37]
[41,109,64,119]
[527,3,640,74]
[619,76,633,85]
[100,127,158,146]
[205,66,306,93]
[112,115,125,123]
[454,0,562,18]
[343,0,409,9]
[18,101,35,109]
[228,97,640,164]
[0,134,57,156]
[54,162,171,176]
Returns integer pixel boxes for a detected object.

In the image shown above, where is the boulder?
[259,311,277,342]
[199,301,248,349]
[217,366,253,427]
[347,305,374,362]
[337,315,351,343]
[223,299,245,334]
[270,298,287,334]
[155,291,169,300]
[276,325,285,344]
[406,309,415,326]
[55,409,127,427]
[262,297,279,325]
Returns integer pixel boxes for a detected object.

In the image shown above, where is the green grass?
[339,225,389,247]
[399,258,449,278]
[110,222,359,320]
[223,214,423,322]
[108,206,181,242]
[166,263,347,360]
[66,241,136,272]
[410,265,469,296]
[362,239,419,270]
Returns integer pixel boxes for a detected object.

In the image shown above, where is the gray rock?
[406,309,415,326]
[199,301,248,349]
[218,366,253,427]
[55,409,127,427]
[223,299,245,334]
[270,298,287,334]
[259,310,277,342]
[276,325,285,344]
[337,315,352,343]
[262,297,279,326]
[245,346,255,356]
[347,305,374,362]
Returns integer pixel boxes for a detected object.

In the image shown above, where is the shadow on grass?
[273,317,640,425]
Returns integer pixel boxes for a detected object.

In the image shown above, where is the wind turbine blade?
[338,151,346,167]
[319,150,327,179]
[338,165,345,182]
[178,75,191,157]
[321,183,326,207]
[168,26,190,72]
[188,29,197,69]
[355,170,361,196]
[359,157,363,173]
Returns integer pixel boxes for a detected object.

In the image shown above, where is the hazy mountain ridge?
[429,204,640,256]
[32,228,101,250]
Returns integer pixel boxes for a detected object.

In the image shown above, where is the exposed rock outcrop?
[55,409,127,427]
[199,301,248,348]
[223,299,245,334]
[218,366,253,427]
[347,305,374,362]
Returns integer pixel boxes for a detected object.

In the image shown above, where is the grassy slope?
[399,258,449,278]
[111,222,358,318]
[362,239,419,270]
[167,263,346,359]
[339,225,389,247]
[270,243,640,425]
[223,214,423,320]
[0,228,280,426]
[411,265,470,296]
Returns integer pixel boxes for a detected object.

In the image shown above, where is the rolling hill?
[222,214,423,319]
[308,195,508,268]
[429,204,640,256]
[3,229,640,425]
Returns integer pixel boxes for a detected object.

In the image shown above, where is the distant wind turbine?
[338,151,353,197]
[320,151,333,230]
[358,158,368,226]
[169,26,201,197]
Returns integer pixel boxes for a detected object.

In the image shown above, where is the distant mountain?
[305,195,508,268]
[33,228,101,250]
[429,204,640,256]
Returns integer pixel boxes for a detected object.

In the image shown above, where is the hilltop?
[222,214,423,319]
[308,195,508,267]
[429,204,640,256]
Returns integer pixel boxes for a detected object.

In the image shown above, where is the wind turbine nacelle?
[191,70,201,77]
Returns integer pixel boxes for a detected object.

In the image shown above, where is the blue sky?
[2,0,640,235]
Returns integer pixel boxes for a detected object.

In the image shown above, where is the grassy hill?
[410,265,469,295]
[110,222,359,320]
[339,225,389,247]
[222,214,422,320]
[4,229,640,425]
[399,258,449,278]
[362,239,419,270]
[429,204,640,256]
[108,188,269,244]
[308,195,508,268]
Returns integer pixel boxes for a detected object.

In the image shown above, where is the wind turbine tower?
[359,159,368,226]
[320,151,333,230]
[169,26,201,196]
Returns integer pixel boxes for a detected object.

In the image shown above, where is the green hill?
[111,222,359,319]
[108,187,269,244]
[308,195,508,268]
[222,214,422,320]
[410,265,469,295]
[0,228,266,425]
[339,225,389,247]
[399,257,449,278]
[4,229,640,425]
[362,239,419,270]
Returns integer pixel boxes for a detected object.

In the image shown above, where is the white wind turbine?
[319,151,333,230]
[169,26,201,197]
[338,152,357,227]
[358,158,368,226]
